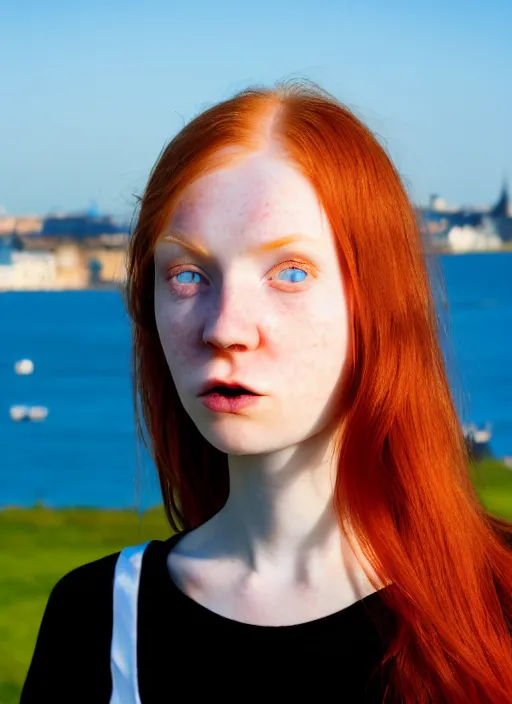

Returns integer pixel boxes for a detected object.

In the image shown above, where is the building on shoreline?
[0,239,127,291]
[0,209,128,291]
[0,249,57,291]
[419,180,512,253]
[0,215,43,236]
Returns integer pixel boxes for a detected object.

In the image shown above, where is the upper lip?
[198,378,262,396]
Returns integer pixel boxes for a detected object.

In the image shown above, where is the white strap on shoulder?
[109,541,151,704]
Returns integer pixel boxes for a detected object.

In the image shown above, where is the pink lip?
[201,392,262,413]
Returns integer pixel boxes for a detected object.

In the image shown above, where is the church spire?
[490,176,509,217]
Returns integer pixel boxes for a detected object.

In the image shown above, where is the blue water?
[1,252,511,509]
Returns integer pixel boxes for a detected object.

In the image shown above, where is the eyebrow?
[161,232,316,257]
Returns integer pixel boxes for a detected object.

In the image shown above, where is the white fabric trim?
[109,542,151,704]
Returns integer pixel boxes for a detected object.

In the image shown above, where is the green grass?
[2,459,512,703]
[0,504,171,703]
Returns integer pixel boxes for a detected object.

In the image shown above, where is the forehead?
[168,154,330,242]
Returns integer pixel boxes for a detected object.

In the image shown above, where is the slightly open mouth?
[206,385,256,397]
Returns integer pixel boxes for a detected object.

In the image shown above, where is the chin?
[195,420,287,456]
[199,426,269,455]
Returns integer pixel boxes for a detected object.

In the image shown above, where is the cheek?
[154,303,198,371]
[270,301,349,386]
[277,320,347,367]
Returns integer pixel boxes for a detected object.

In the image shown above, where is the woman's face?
[153,151,350,455]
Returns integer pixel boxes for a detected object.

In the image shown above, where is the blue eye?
[170,264,310,290]
[277,267,308,283]
[175,270,202,284]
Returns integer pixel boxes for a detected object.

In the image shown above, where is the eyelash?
[166,259,316,292]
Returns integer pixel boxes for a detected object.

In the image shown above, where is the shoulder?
[25,549,122,655]
[20,544,153,703]
[49,539,159,595]
[44,541,160,625]
[51,549,121,601]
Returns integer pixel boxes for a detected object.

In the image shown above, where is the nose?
[202,283,260,352]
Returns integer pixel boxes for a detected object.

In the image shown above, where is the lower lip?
[200,392,262,413]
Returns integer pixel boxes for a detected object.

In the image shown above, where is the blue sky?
[1,0,511,219]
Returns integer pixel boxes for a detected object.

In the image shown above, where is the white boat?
[14,359,34,375]
[462,422,493,460]
[10,405,29,421]
[473,428,492,443]
[9,405,49,421]
[27,406,48,421]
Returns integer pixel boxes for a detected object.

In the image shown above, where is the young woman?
[21,81,512,703]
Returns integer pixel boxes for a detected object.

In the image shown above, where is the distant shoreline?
[434,243,512,255]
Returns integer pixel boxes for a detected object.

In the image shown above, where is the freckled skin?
[153,152,349,456]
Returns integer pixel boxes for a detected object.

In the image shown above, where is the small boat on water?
[9,405,29,421]
[9,405,48,422]
[462,422,493,460]
[14,359,34,375]
[28,406,48,421]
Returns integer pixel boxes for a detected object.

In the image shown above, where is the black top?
[21,532,397,702]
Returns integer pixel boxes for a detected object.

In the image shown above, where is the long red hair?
[125,81,512,703]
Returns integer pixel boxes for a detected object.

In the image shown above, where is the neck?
[208,430,353,580]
